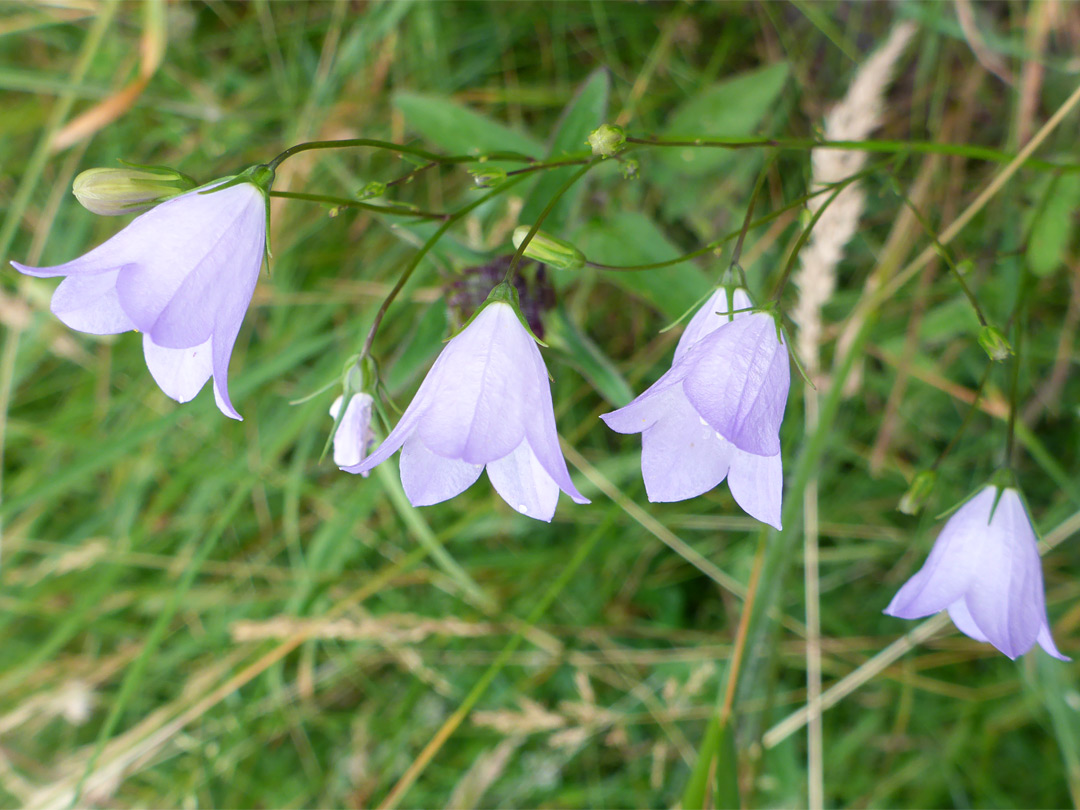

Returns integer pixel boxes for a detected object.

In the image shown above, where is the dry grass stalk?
[792,21,916,378]
[790,23,915,810]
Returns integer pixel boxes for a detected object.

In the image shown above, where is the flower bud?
[620,157,640,180]
[512,226,586,271]
[587,124,626,157]
[72,166,198,216]
[898,469,937,515]
[469,167,507,188]
[978,325,1014,363]
[357,181,387,200]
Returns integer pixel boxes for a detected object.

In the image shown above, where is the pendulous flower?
[329,392,375,472]
[12,173,270,420]
[343,293,589,522]
[601,288,789,529]
[885,485,1068,660]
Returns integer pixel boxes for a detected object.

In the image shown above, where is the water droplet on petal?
[715,432,723,440]
[517,503,529,514]
[698,415,708,426]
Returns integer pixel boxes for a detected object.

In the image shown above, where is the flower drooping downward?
[601,288,789,529]
[12,173,270,420]
[343,292,589,521]
[885,486,1068,660]
[330,393,375,472]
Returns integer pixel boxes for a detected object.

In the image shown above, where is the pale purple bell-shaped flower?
[885,485,1068,660]
[329,392,375,473]
[601,288,789,529]
[11,179,268,420]
[343,300,589,522]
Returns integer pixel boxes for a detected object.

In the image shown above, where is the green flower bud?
[72,166,197,216]
[469,167,507,188]
[978,325,1013,362]
[620,157,640,179]
[898,469,937,515]
[512,226,586,271]
[357,181,387,200]
[587,123,626,157]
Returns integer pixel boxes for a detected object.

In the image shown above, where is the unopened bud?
[898,470,937,515]
[357,181,387,200]
[587,124,625,157]
[512,226,585,271]
[978,325,1013,363]
[470,167,507,188]
[620,157,640,179]
[72,166,196,216]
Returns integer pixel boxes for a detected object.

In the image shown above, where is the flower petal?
[963,489,1044,658]
[113,183,264,339]
[143,333,213,403]
[947,598,990,643]
[519,333,589,505]
[399,434,483,506]
[599,367,686,435]
[1037,623,1070,661]
[683,313,790,456]
[884,489,996,619]
[674,287,753,362]
[330,394,374,470]
[486,439,561,522]
[637,389,732,502]
[50,269,136,334]
[727,448,783,529]
[416,304,529,464]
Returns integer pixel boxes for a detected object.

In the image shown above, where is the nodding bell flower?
[11,167,273,420]
[885,485,1068,660]
[330,393,375,472]
[329,358,377,472]
[601,288,789,529]
[342,284,589,522]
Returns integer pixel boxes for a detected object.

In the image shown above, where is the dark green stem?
[625,134,1080,172]
[893,186,988,326]
[586,164,882,273]
[504,159,599,282]
[267,138,546,172]
[269,190,449,220]
[931,362,994,471]
[769,180,848,302]
[359,175,529,363]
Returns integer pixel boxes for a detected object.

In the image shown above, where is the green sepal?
[451,281,548,348]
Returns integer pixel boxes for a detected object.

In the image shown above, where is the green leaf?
[544,304,634,408]
[1026,173,1080,277]
[519,67,610,233]
[660,62,789,174]
[574,211,712,319]
[392,92,544,158]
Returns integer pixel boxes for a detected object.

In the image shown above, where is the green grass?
[2,2,1080,808]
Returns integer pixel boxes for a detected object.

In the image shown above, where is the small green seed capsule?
[587,123,626,157]
[978,325,1013,363]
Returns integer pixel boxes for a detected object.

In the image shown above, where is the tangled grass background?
[2,2,1080,807]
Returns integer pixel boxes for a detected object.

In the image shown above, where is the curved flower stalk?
[885,485,1068,660]
[329,392,375,471]
[344,297,589,522]
[11,177,269,420]
[601,288,789,529]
